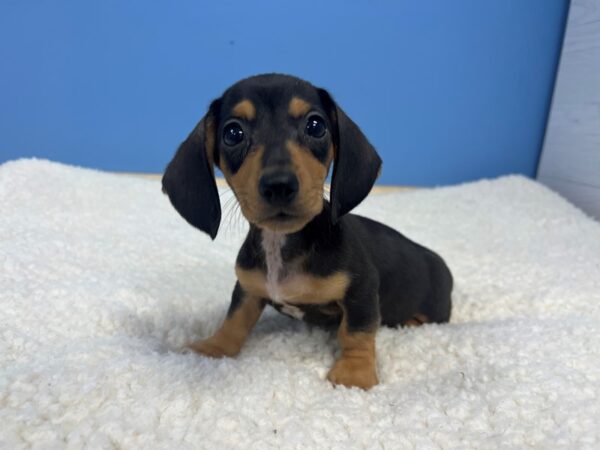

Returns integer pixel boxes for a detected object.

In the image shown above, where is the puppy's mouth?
[260,210,302,224]
[270,211,297,221]
[256,209,311,233]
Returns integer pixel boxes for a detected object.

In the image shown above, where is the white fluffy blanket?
[1,159,599,449]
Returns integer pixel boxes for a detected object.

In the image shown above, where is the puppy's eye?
[223,122,245,146]
[305,115,327,138]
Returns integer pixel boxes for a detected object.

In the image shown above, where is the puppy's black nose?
[259,171,299,206]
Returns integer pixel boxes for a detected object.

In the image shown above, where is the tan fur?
[288,97,311,118]
[232,99,256,121]
[236,266,350,305]
[222,139,333,234]
[222,146,264,223]
[188,295,264,358]
[286,140,331,219]
[327,318,379,390]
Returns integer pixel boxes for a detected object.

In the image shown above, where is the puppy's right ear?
[162,100,221,239]
[318,89,382,223]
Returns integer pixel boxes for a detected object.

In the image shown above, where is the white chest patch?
[261,230,286,303]
[261,230,305,320]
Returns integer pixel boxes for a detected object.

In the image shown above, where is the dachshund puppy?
[163,74,452,389]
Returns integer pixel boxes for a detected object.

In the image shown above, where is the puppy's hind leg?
[403,313,430,327]
[398,254,453,327]
[420,253,453,324]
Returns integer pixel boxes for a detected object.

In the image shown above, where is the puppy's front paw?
[327,357,379,390]
[187,338,239,358]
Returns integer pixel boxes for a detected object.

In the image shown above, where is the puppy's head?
[162,74,381,238]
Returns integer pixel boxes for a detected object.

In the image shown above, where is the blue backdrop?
[0,0,568,185]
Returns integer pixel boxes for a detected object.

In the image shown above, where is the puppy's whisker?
[220,190,241,231]
[223,195,238,209]
[225,201,242,233]
[220,190,249,234]
[222,202,239,226]
[233,203,245,233]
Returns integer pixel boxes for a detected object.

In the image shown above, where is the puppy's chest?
[235,231,350,309]
[262,232,289,303]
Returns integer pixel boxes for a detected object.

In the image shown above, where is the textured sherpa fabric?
[1,159,600,449]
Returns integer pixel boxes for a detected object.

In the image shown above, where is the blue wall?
[0,0,568,185]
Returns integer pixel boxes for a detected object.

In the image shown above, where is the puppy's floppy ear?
[318,89,382,223]
[162,100,221,239]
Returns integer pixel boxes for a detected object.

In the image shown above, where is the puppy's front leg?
[328,289,380,390]
[188,283,264,358]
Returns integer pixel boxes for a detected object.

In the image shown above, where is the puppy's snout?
[259,171,299,206]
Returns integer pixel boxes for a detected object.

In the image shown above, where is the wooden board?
[537,0,600,220]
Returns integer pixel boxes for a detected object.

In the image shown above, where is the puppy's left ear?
[318,89,382,223]
[162,99,222,239]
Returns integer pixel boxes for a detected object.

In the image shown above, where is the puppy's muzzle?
[259,171,299,207]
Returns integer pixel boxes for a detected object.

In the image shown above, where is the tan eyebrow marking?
[232,99,256,120]
[288,97,312,118]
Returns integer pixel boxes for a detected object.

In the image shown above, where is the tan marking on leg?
[188,295,264,358]
[288,97,311,118]
[235,267,269,298]
[231,99,256,121]
[403,313,429,327]
[327,318,379,390]
[235,266,350,305]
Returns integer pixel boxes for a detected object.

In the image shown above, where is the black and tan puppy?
[163,74,452,389]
